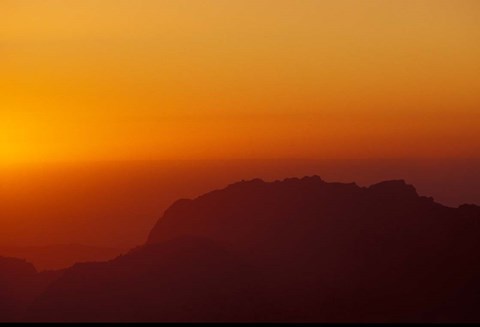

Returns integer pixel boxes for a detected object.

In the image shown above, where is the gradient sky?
[1,0,480,166]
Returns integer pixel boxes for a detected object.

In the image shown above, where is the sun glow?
[1,0,479,166]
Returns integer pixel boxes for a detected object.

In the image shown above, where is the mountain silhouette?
[2,176,480,322]
[0,257,61,322]
[147,177,480,322]
[0,244,126,271]
[26,237,276,322]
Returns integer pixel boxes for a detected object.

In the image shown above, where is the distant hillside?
[4,177,480,322]
[0,244,126,271]
[0,257,60,322]
[26,237,274,322]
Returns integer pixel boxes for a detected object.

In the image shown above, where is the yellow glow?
[1,0,480,166]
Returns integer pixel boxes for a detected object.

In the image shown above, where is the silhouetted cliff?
[147,177,480,322]
[4,177,480,322]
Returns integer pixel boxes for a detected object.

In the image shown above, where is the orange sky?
[1,0,480,166]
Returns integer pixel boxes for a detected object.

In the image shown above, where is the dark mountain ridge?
[0,244,126,271]
[147,177,480,322]
[0,257,61,322]
[2,176,480,322]
[26,237,275,322]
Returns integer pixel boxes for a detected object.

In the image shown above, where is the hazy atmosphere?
[1,0,480,323]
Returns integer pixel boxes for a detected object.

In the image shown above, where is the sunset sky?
[1,0,480,166]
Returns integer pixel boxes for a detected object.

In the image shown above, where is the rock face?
[5,177,480,322]
[147,177,480,322]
